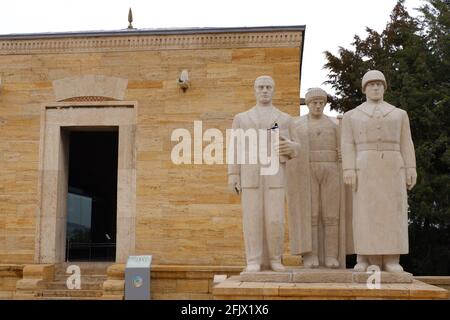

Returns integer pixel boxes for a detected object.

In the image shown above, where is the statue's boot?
[354,254,369,272]
[270,260,286,272]
[245,264,261,272]
[383,255,404,273]
[324,224,339,268]
[303,252,319,268]
[303,225,319,268]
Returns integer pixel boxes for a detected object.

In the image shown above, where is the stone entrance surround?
[35,99,137,264]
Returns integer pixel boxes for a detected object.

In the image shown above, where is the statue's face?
[254,78,275,104]
[365,80,385,101]
[307,98,326,117]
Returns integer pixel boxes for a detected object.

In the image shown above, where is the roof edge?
[0,25,306,40]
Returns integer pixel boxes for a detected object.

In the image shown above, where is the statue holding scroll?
[227,76,298,272]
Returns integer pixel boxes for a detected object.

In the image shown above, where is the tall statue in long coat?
[286,88,353,269]
[341,70,417,273]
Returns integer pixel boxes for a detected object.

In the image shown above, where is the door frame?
[35,101,137,264]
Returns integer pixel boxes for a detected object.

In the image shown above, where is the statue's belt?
[356,142,400,152]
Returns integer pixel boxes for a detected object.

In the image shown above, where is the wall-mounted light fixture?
[177,70,190,92]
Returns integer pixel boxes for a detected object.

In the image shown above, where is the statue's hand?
[343,169,357,192]
[228,174,241,195]
[277,136,300,158]
[337,149,342,162]
[406,168,417,190]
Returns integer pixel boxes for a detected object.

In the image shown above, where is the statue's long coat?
[341,102,416,254]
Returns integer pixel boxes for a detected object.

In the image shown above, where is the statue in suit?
[227,76,297,272]
[341,70,417,272]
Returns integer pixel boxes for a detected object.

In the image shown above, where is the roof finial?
[128,8,134,29]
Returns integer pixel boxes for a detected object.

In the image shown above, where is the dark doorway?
[65,129,119,261]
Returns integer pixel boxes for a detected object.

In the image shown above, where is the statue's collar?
[357,102,395,117]
[248,106,280,129]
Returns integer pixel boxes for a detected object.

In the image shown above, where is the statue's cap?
[362,70,387,92]
[305,87,328,105]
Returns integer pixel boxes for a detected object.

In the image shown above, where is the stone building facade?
[0,26,304,299]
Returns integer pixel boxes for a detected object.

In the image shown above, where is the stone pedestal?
[240,268,414,284]
[213,268,449,300]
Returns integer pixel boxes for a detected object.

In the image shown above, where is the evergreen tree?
[324,0,449,275]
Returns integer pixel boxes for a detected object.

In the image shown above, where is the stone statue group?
[228,70,417,274]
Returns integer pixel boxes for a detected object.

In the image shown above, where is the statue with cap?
[341,70,417,272]
[285,88,353,269]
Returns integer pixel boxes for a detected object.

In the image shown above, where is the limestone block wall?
[0,27,303,266]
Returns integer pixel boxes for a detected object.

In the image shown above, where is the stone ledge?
[21,264,55,281]
[101,294,124,300]
[106,264,243,279]
[16,278,46,291]
[152,265,244,273]
[240,268,413,284]
[102,279,125,292]
[415,276,450,286]
[0,264,25,272]
[213,276,449,300]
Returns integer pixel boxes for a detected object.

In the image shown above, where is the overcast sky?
[0,0,425,116]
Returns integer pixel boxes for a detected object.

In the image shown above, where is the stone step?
[38,289,103,298]
[55,262,112,275]
[35,296,100,300]
[54,270,109,276]
[54,274,106,282]
[45,281,104,290]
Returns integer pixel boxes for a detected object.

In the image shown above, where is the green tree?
[324,0,449,275]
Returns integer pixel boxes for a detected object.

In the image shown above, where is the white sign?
[126,255,152,268]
